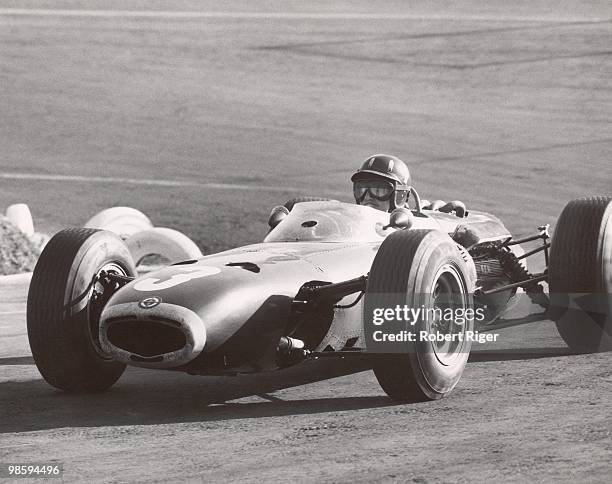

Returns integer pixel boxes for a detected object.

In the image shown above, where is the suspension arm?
[101,271,135,286]
[303,275,368,301]
[478,273,548,295]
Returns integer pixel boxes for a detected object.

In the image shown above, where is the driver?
[351,154,411,212]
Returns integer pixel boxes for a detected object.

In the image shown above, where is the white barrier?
[84,206,153,239]
[5,203,34,236]
[126,227,203,265]
[1,204,202,275]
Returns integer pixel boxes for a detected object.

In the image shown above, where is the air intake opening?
[107,320,187,357]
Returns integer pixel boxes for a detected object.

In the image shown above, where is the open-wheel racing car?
[27,194,612,402]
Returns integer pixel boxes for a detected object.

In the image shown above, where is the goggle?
[353,180,395,203]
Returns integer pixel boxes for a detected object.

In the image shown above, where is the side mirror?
[384,207,414,230]
[268,205,290,229]
[439,200,467,218]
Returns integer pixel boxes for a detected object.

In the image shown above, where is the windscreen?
[264,201,391,243]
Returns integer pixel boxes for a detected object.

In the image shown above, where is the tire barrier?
[84,207,153,240]
[1,204,203,276]
[125,227,203,266]
[6,203,34,236]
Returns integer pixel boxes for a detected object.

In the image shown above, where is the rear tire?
[549,196,612,352]
[365,229,476,402]
[27,228,136,392]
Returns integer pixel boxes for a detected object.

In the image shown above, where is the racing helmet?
[351,154,411,210]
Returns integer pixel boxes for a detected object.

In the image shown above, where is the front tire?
[549,196,612,352]
[365,229,476,402]
[27,228,136,392]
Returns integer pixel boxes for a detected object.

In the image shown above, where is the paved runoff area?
[1,1,611,482]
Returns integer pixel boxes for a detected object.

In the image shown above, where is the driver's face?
[359,191,391,211]
[353,179,394,212]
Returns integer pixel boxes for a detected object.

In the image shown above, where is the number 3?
[134,266,221,291]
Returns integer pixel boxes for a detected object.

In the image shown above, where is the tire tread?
[27,228,128,392]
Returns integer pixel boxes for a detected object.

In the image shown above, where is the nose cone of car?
[98,250,322,369]
[99,300,206,369]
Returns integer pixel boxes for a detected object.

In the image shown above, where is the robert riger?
[372,330,499,344]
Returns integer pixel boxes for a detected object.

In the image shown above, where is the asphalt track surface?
[1,1,611,482]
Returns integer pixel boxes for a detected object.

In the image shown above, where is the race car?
[26,195,612,402]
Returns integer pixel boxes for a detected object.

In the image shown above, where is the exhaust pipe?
[277,336,305,355]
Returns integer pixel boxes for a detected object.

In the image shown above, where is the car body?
[99,201,514,373]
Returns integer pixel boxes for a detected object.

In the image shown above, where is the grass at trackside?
[0,215,40,275]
